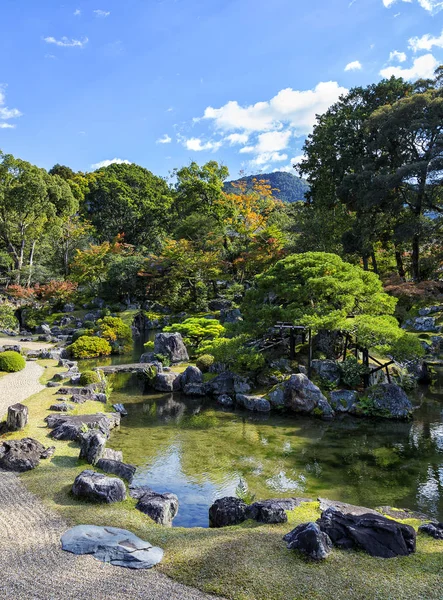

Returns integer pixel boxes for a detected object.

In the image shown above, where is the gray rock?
[267,386,285,408]
[49,402,74,412]
[329,390,359,413]
[220,308,243,324]
[36,323,52,335]
[153,372,182,392]
[412,316,439,332]
[46,412,120,441]
[284,522,332,560]
[140,352,155,363]
[63,303,75,312]
[363,383,413,419]
[72,470,126,503]
[3,344,21,353]
[61,525,163,569]
[216,394,234,407]
[154,332,189,363]
[236,394,271,412]
[79,431,107,465]
[208,299,232,311]
[318,498,380,516]
[246,499,288,523]
[102,448,123,462]
[0,438,54,472]
[418,522,443,540]
[209,496,248,527]
[46,382,60,388]
[70,394,87,404]
[311,359,341,385]
[96,458,136,483]
[131,487,179,526]
[376,506,430,521]
[205,371,251,397]
[7,403,28,431]
[180,365,203,386]
[283,374,334,418]
[113,403,128,416]
[182,383,206,396]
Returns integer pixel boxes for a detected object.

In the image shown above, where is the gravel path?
[0,365,223,600]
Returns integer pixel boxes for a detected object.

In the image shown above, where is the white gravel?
[0,364,223,600]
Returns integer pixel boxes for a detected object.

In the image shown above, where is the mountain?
[224,171,309,203]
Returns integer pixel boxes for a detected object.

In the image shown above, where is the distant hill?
[224,171,309,203]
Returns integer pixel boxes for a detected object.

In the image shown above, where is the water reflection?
[107,372,443,528]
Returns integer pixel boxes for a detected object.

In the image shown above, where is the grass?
[2,359,442,600]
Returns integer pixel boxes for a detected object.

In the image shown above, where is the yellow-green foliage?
[68,335,112,358]
[97,316,132,350]
[143,340,154,351]
[195,354,214,372]
[0,350,26,372]
[164,317,225,352]
[79,370,101,385]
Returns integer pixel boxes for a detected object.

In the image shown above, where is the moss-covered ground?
[1,360,442,600]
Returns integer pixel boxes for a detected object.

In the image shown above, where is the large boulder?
[246,499,291,524]
[130,487,179,526]
[329,390,359,413]
[283,374,334,419]
[180,365,203,387]
[235,394,271,413]
[311,359,341,385]
[153,372,182,393]
[79,431,106,465]
[36,323,52,335]
[72,470,126,503]
[61,525,163,569]
[205,371,251,397]
[284,522,332,560]
[46,413,121,441]
[268,386,285,408]
[217,394,234,407]
[412,316,439,332]
[0,438,55,472]
[317,508,416,558]
[96,458,136,483]
[209,497,249,528]
[362,384,413,419]
[154,332,189,363]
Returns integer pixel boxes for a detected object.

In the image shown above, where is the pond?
[105,368,443,528]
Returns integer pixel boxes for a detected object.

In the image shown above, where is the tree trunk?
[362,255,369,271]
[371,251,378,274]
[26,240,36,288]
[411,233,420,282]
[394,246,406,279]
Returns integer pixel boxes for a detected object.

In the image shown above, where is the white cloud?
[94,9,111,17]
[409,29,443,52]
[182,137,222,152]
[91,158,131,170]
[225,133,249,145]
[256,130,292,153]
[239,146,255,154]
[74,9,81,16]
[0,86,22,125]
[44,36,88,48]
[383,0,443,12]
[389,50,407,62]
[345,60,362,71]
[201,81,347,136]
[156,134,172,144]
[380,53,439,79]
[250,152,288,167]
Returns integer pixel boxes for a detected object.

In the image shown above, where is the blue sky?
[1,0,443,179]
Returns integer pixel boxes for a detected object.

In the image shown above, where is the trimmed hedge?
[68,336,112,359]
[0,351,26,373]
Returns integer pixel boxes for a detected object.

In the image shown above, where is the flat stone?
[46,413,120,441]
[318,498,380,516]
[61,525,163,569]
[236,394,271,412]
[376,506,430,521]
[49,403,74,412]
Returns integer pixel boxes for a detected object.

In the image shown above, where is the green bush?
[196,354,215,372]
[154,353,171,367]
[143,340,155,351]
[68,336,112,359]
[0,304,18,331]
[163,317,225,354]
[199,335,265,374]
[96,316,132,351]
[0,351,26,372]
[339,356,368,387]
[79,370,101,385]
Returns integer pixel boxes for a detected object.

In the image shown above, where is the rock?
[58,387,95,398]
[418,522,443,540]
[363,383,413,419]
[0,438,54,472]
[180,365,203,386]
[7,403,28,431]
[96,458,136,483]
[208,299,232,311]
[220,308,243,324]
[113,403,128,416]
[317,508,416,558]
[72,470,126,503]
[318,498,380,516]
[182,383,206,396]
[46,382,60,388]
[329,390,359,413]
[246,499,288,523]
[103,448,123,462]
[3,344,21,353]
[79,431,107,465]
[283,374,334,419]
[376,506,430,521]
[61,525,163,569]
[36,323,52,335]
[153,372,182,392]
[70,394,87,405]
[153,332,189,363]
[49,402,74,412]
[70,374,82,385]
[131,487,179,526]
[46,413,120,441]
[93,393,107,403]
[209,497,249,527]
[284,522,332,560]
[412,316,439,332]
[205,371,251,397]
[216,394,234,407]
[63,303,75,312]
[311,359,341,385]
[406,360,431,384]
[140,352,155,363]
[236,394,271,412]
[268,386,285,408]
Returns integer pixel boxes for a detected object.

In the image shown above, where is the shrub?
[143,340,155,351]
[0,304,18,331]
[196,354,215,372]
[0,351,26,372]
[154,353,171,367]
[339,356,368,387]
[199,335,265,374]
[79,370,101,385]
[68,336,112,359]
[163,317,225,354]
[96,316,132,351]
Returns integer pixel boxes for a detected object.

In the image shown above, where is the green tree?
[164,317,225,353]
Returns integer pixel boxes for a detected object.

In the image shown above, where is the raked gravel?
[0,363,223,600]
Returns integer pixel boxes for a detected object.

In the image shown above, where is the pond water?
[104,368,443,528]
